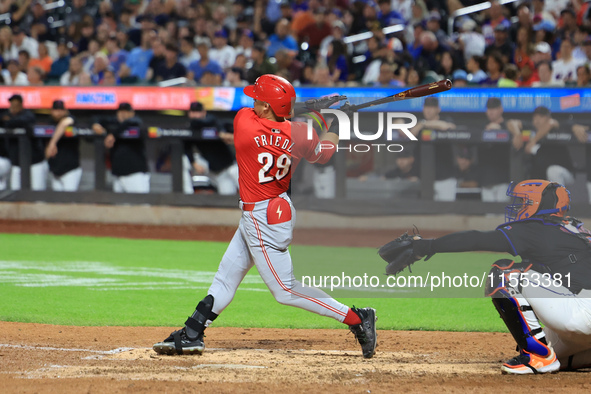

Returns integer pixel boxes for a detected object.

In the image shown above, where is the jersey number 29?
[258,152,291,183]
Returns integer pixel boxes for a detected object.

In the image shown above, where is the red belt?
[241,202,256,211]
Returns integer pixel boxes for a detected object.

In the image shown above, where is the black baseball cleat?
[349,307,377,359]
[153,328,205,355]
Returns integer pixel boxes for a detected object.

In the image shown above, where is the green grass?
[0,233,508,332]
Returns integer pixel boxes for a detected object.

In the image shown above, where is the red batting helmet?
[243,74,296,118]
[505,179,570,223]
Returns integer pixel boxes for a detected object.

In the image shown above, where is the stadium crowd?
[0,0,590,87]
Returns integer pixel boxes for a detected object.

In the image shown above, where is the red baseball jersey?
[234,108,335,202]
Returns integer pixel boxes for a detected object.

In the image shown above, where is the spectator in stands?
[361,36,387,85]
[425,10,447,45]
[3,59,28,85]
[0,26,12,60]
[532,0,554,24]
[466,55,487,84]
[520,60,539,86]
[410,97,457,201]
[326,40,348,83]
[378,0,404,27]
[513,26,534,69]
[27,66,44,86]
[9,27,39,59]
[576,64,591,87]
[312,63,334,86]
[558,9,578,42]
[209,29,236,70]
[29,1,52,42]
[532,60,564,86]
[92,102,149,193]
[485,24,514,64]
[246,43,276,84]
[179,36,200,68]
[582,39,591,64]
[406,67,423,86]
[236,29,255,58]
[90,53,109,85]
[532,41,553,65]
[199,69,222,85]
[482,0,510,46]
[510,3,533,43]
[223,67,248,87]
[375,62,403,87]
[154,43,186,82]
[456,18,485,63]
[106,33,128,74]
[102,68,119,86]
[187,42,223,83]
[29,42,52,74]
[498,64,519,87]
[267,18,298,57]
[436,51,457,80]
[65,0,98,27]
[275,48,303,83]
[45,100,81,192]
[18,50,30,73]
[571,26,589,63]
[120,30,154,83]
[146,38,166,82]
[484,52,504,86]
[60,56,89,86]
[552,38,585,83]
[233,53,247,69]
[76,21,95,54]
[319,20,348,59]
[298,7,331,56]
[414,31,447,74]
[48,40,71,81]
[477,97,522,202]
[452,69,468,87]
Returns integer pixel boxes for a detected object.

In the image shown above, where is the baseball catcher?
[379,180,591,374]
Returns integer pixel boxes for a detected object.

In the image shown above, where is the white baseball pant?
[10,161,49,190]
[50,167,83,192]
[521,275,591,368]
[0,156,10,190]
[113,172,150,193]
[212,163,239,196]
[182,155,194,194]
[207,193,349,322]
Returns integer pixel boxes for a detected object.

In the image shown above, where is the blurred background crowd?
[0,0,590,88]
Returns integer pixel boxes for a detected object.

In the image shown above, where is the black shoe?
[153,328,205,355]
[349,307,377,359]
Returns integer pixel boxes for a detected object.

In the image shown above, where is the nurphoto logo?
[306,109,418,153]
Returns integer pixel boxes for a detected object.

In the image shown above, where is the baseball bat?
[344,79,452,112]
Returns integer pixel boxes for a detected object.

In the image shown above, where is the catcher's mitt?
[378,231,430,276]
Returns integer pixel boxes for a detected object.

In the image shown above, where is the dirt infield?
[2,219,590,392]
[2,322,591,393]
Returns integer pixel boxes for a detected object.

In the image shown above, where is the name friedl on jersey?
[253,133,295,153]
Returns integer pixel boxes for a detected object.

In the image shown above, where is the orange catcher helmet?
[505,179,571,223]
[243,74,296,118]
